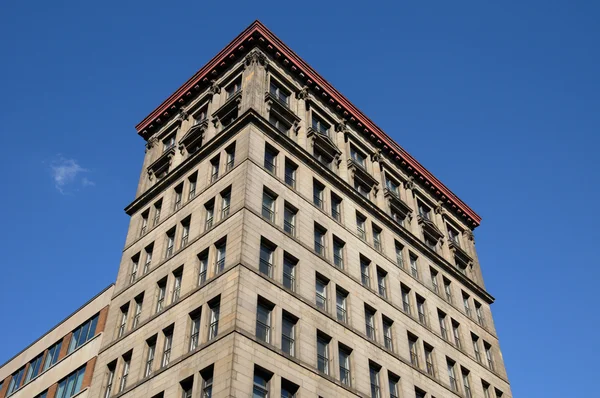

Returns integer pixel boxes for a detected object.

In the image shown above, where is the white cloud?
[50,156,94,194]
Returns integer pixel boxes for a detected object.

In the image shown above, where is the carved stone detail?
[463,229,475,242]
[404,176,415,190]
[177,108,189,123]
[244,49,268,68]
[371,149,383,163]
[212,116,220,128]
[145,136,158,153]
[208,80,221,97]
[335,118,348,134]
[296,86,309,100]
[435,201,445,215]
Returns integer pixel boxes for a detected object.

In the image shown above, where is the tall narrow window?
[316,332,330,374]
[424,343,435,376]
[119,356,130,392]
[369,363,381,398]
[259,240,275,278]
[365,306,376,341]
[372,225,382,251]
[172,270,182,303]
[395,241,405,269]
[388,373,400,398]
[356,212,367,240]
[282,313,297,356]
[415,388,426,398]
[462,291,472,317]
[130,254,139,284]
[339,345,352,386]
[452,320,462,349]
[447,359,458,392]
[401,284,411,315]
[144,337,156,377]
[331,193,342,222]
[188,173,197,200]
[140,210,149,236]
[485,342,495,370]
[336,287,348,323]
[482,381,491,398]
[156,279,166,313]
[201,366,213,398]
[418,201,431,221]
[383,317,393,351]
[448,225,460,246]
[181,378,193,398]
[118,304,128,338]
[104,362,116,398]
[377,268,387,298]
[256,299,273,343]
[333,237,345,269]
[252,367,271,398]
[475,300,485,326]
[313,179,325,209]
[360,257,371,288]
[208,298,220,340]
[181,218,190,248]
[261,190,276,222]
[409,254,419,279]
[472,333,482,363]
[174,184,183,211]
[281,379,299,398]
[443,277,453,303]
[153,200,162,226]
[225,143,236,171]
[314,224,326,256]
[315,276,328,310]
[417,295,427,326]
[210,156,220,183]
[264,144,278,174]
[144,244,153,274]
[165,228,176,258]
[189,310,201,352]
[198,250,209,285]
[215,240,226,274]
[284,159,297,188]
[132,295,143,329]
[205,200,215,230]
[438,310,448,340]
[161,328,173,367]
[282,253,297,291]
[283,204,296,236]
[430,267,439,293]
[221,189,231,218]
[409,334,419,367]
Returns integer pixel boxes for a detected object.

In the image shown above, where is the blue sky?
[0,1,598,396]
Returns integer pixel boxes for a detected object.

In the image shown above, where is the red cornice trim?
[135,20,481,226]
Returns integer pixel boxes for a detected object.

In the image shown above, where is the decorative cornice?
[134,20,481,228]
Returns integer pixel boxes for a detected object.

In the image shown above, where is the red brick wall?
[95,306,110,335]
[57,332,72,360]
[81,357,97,390]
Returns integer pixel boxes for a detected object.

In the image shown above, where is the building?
[0,285,113,398]
[83,20,512,398]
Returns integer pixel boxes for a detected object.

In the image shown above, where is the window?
[281,379,299,398]
[144,244,154,274]
[172,270,182,303]
[259,240,275,278]
[395,242,405,269]
[443,277,453,303]
[7,367,25,395]
[55,365,86,398]
[225,143,236,171]
[189,310,201,352]
[391,208,406,227]
[316,332,330,374]
[369,363,381,398]
[153,200,162,226]
[161,327,173,367]
[385,176,400,197]
[377,268,387,298]
[462,291,472,317]
[201,366,213,398]
[418,201,431,221]
[360,257,371,288]
[264,144,278,174]
[365,306,376,340]
[269,113,290,135]
[42,340,62,372]
[119,356,130,392]
[430,268,439,293]
[424,235,437,252]
[210,155,220,183]
[104,362,115,398]
[448,225,460,246]
[383,317,393,351]
[315,276,328,310]
[282,313,297,356]
[339,345,352,386]
[336,287,348,323]
[130,254,139,284]
[205,200,215,230]
[388,373,400,398]
[472,333,482,363]
[181,218,190,248]
[354,180,370,199]
[284,159,297,188]
[188,173,197,200]
[270,79,290,105]
[475,300,485,326]
[132,295,143,329]
[221,189,231,218]
[373,225,382,251]
[350,145,367,169]
[156,279,167,313]
[401,285,411,315]
[438,310,448,340]
[209,298,220,340]
[447,359,458,392]
[181,377,193,398]
[283,204,296,236]
[252,367,271,398]
[256,299,273,343]
[331,193,342,222]
[68,314,98,353]
[409,334,419,367]
[409,254,419,279]
[174,183,183,211]
[495,388,504,398]
[424,343,435,376]
[313,179,325,209]
[145,337,156,377]
[461,368,472,398]
[282,253,297,291]
[140,210,149,236]
[25,353,43,384]
[485,342,495,370]
[118,304,128,338]
[417,295,427,326]
[312,114,329,136]
[215,240,226,273]
[314,224,326,256]
[482,381,491,398]
[452,320,462,348]
[198,250,209,285]
[415,388,427,398]
[163,134,176,152]
[356,212,367,240]
[262,190,276,222]
[165,228,176,258]
[333,237,345,269]
[314,147,332,169]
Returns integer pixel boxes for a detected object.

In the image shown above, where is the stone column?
[295,87,309,149]
[240,49,269,115]
[371,151,385,209]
